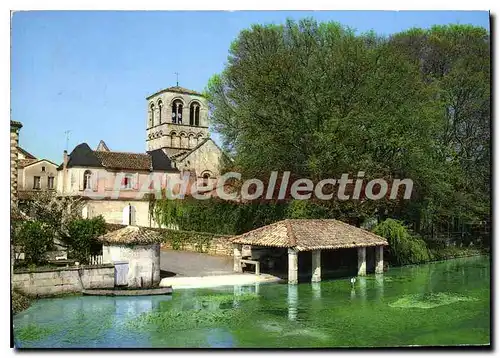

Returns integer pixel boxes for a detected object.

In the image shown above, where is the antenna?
[64,130,71,151]
[174,72,179,87]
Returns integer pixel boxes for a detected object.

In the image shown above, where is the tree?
[205,19,490,238]
[65,216,107,264]
[207,19,442,219]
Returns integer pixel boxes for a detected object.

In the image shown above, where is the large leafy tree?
[390,25,490,232]
[205,19,490,236]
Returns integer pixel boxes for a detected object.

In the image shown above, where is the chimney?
[63,150,68,170]
[62,150,69,194]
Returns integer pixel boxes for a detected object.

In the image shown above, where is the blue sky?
[11,10,490,164]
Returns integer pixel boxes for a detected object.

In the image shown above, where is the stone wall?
[160,236,235,256]
[102,244,160,288]
[105,223,235,257]
[10,121,22,205]
[85,199,159,227]
[176,138,224,178]
[12,265,114,297]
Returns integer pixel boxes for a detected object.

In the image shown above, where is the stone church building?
[56,86,226,227]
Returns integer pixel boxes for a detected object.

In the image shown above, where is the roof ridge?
[94,150,150,156]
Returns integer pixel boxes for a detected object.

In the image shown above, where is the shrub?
[373,218,430,266]
[65,216,106,264]
[15,221,54,265]
[12,290,31,314]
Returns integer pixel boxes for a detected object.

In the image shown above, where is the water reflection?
[375,274,384,298]
[358,276,367,302]
[312,282,321,299]
[287,284,298,321]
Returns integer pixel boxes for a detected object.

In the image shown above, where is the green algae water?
[13,256,490,348]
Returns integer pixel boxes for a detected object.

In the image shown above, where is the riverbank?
[428,246,487,262]
[159,273,281,289]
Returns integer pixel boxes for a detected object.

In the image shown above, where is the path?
[160,249,234,277]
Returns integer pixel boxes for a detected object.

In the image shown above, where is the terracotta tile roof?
[232,219,388,251]
[18,158,37,168]
[99,225,161,245]
[93,151,151,171]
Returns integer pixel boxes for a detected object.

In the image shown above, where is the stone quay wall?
[12,264,115,297]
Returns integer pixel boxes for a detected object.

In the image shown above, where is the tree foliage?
[205,19,490,238]
[372,218,430,265]
[14,221,54,266]
[65,216,106,264]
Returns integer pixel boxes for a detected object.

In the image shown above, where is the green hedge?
[161,229,231,253]
[152,198,339,235]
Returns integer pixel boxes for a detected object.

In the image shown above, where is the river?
[13,255,490,348]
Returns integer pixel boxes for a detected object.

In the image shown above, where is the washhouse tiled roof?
[232,219,388,252]
[99,225,161,245]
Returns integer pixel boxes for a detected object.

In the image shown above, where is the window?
[172,100,183,124]
[33,176,41,189]
[41,166,46,172]
[202,172,211,186]
[150,103,155,127]
[158,100,163,124]
[48,176,54,190]
[122,174,133,189]
[190,102,200,126]
[83,170,92,190]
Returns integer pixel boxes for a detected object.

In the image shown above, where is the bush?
[15,221,54,265]
[65,216,106,264]
[373,218,430,266]
[12,290,31,314]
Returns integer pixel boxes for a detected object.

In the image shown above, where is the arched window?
[202,172,211,186]
[150,103,155,127]
[83,170,92,190]
[180,132,188,148]
[190,102,200,126]
[188,133,196,148]
[170,132,177,147]
[172,100,183,124]
[158,100,163,124]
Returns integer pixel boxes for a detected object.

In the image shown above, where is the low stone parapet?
[12,264,115,297]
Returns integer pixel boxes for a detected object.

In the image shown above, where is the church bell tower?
[145,86,209,156]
